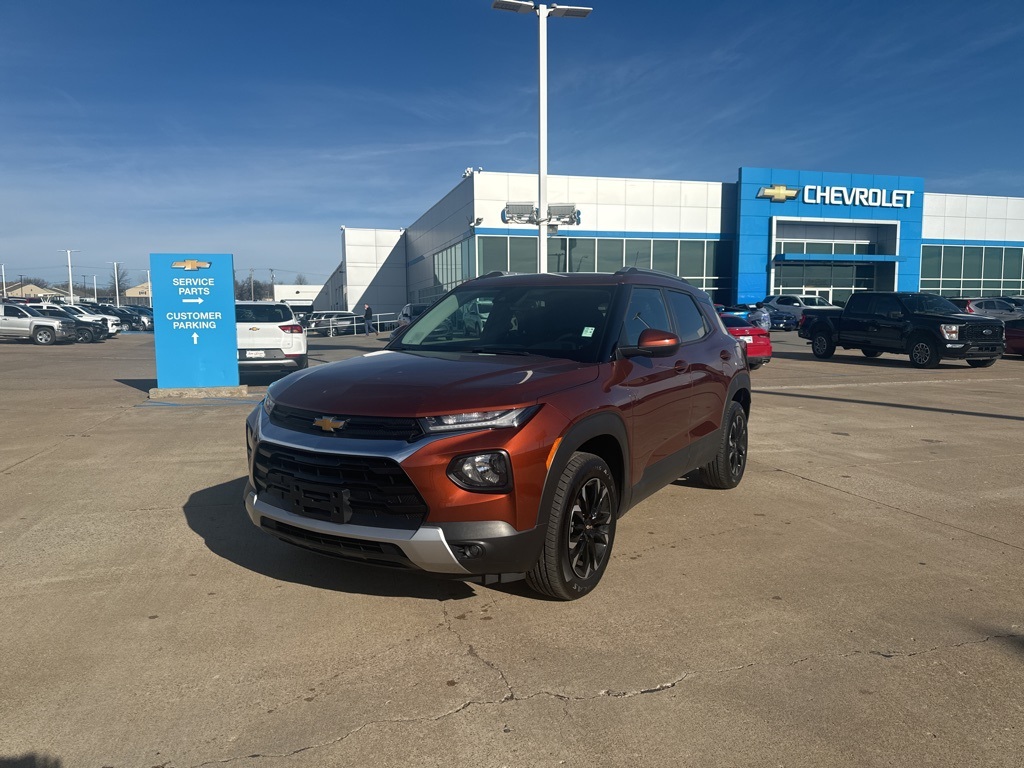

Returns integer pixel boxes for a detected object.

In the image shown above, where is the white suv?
[235,301,308,371]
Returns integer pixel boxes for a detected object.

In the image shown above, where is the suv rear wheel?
[527,452,618,601]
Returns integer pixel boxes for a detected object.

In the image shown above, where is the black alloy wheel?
[76,327,95,344]
[700,400,748,489]
[527,452,618,601]
[908,335,940,369]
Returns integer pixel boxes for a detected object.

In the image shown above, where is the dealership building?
[319,166,1024,314]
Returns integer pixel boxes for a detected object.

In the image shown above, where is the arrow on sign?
[182,297,205,304]
[192,333,199,345]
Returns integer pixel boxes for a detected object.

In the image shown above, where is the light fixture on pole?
[492,0,592,273]
[61,249,80,303]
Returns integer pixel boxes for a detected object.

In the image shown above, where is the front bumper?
[940,340,1005,359]
[243,406,551,579]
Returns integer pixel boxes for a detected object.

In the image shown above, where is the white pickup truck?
[1,303,76,344]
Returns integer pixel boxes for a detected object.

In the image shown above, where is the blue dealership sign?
[150,253,239,389]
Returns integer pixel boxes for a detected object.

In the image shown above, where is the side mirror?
[623,328,680,358]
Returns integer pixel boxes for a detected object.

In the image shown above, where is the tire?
[862,349,882,358]
[32,327,55,345]
[327,327,337,337]
[76,327,95,344]
[966,358,997,368]
[699,400,748,490]
[811,330,835,359]
[908,335,940,369]
[526,452,618,601]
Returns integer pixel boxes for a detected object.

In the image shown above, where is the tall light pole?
[109,261,121,307]
[61,249,80,303]
[1,264,6,298]
[146,269,152,307]
[492,0,592,273]
[92,275,98,301]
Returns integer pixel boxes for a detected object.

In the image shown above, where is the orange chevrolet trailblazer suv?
[244,268,752,599]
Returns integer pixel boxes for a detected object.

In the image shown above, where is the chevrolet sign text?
[803,186,915,208]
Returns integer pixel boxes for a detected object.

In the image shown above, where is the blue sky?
[2,0,1022,291]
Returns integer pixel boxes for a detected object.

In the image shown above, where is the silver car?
[762,294,838,319]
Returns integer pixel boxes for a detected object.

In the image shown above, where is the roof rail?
[613,266,691,285]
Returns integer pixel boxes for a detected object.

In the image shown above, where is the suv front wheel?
[527,452,618,601]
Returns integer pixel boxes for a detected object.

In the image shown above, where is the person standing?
[363,303,376,336]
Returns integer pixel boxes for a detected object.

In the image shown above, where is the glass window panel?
[805,264,831,286]
[942,246,963,278]
[854,243,875,254]
[597,239,623,272]
[983,248,1002,279]
[775,242,783,255]
[666,290,708,342]
[1004,248,1023,279]
[963,246,983,279]
[509,237,537,274]
[625,239,651,269]
[920,279,940,290]
[833,243,856,255]
[547,237,567,273]
[806,242,832,254]
[706,241,721,275]
[713,242,732,278]
[622,287,670,345]
[921,245,941,278]
[962,280,981,291]
[479,236,508,274]
[782,241,804,254]
[652,241,677,275]
[679,241,704,276]
[567,238,595,272]
[832,265,855,287]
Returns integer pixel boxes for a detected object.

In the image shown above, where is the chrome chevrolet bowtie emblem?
[171,259,212,270]
[758,184,799,203]
[312,416,347,433]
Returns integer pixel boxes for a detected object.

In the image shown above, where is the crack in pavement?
[183,632,1022,766]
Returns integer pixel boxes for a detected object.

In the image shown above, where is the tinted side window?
[844,294,870,315]
[777,297,796,306]
[873,295,902,317]
[666,290,708,342]
[621,287,671,346]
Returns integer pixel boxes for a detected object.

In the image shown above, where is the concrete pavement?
[1,331,1022,767]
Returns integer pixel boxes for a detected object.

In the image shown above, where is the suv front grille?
[270,404,423,441]
[253,441,427,529]
[961,324,1004,343]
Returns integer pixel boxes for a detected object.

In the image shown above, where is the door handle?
[674,360,687,374]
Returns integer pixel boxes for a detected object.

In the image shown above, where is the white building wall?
[923,192,1024,242]
[314,227,405,314]
[405,175,476,299]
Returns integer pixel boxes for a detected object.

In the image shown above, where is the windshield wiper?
[470,347,532,356]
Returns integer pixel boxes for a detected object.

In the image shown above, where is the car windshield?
[390,285,614,363]
[802,296,833,306]
[901,294,962,314]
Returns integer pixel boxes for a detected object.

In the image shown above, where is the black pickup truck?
[798,292,1004,368]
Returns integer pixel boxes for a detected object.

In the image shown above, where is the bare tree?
[108,263,133,297]
[294,273,309,285]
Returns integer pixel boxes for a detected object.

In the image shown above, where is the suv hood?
[271,350,599,416]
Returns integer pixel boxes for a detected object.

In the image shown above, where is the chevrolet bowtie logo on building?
[171,259,212,271]
[758,184,799,203]
[312,416,347,433]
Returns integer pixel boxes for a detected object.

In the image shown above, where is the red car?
[719,314,772,370]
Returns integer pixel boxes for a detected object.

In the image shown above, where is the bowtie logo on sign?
[171,259,212,271]
[758,184,915,209]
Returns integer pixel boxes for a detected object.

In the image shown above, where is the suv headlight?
[419,406,538,434]
[448,451,512,492]
[262,392,276,416]
[940,324,960,340]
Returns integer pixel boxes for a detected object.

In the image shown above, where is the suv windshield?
[901,294,962,314]
[391,285,614,363]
